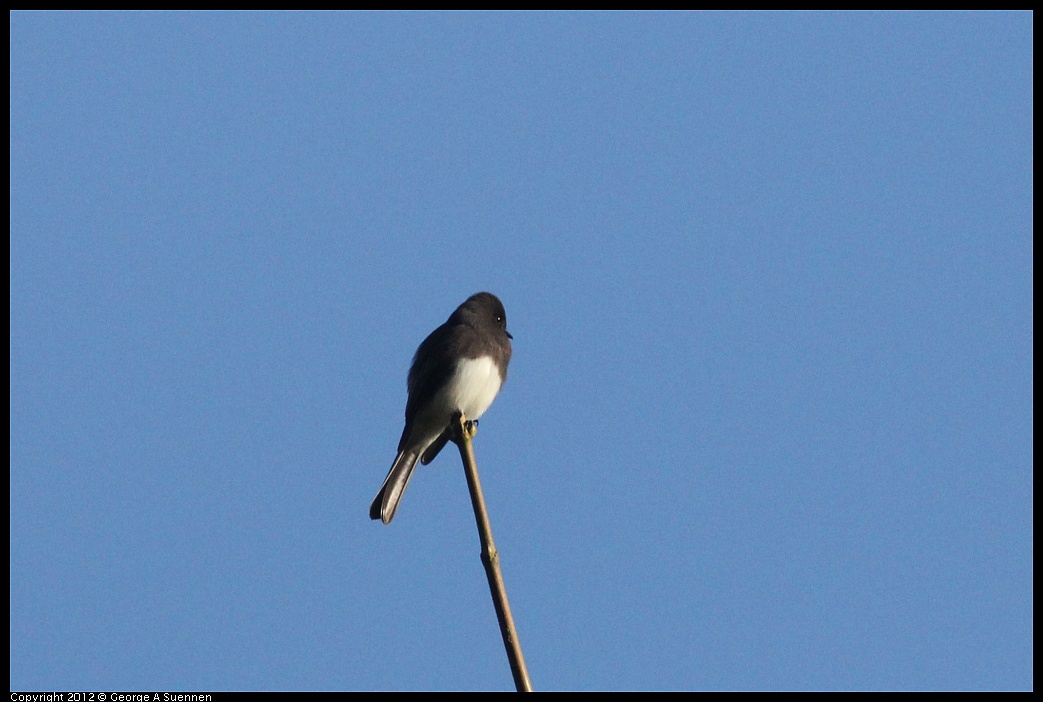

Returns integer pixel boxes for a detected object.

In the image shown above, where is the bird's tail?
[369,450,420,524]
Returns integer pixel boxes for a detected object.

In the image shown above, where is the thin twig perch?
[450,412,533,692]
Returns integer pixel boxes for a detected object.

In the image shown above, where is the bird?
[370,292,512,524]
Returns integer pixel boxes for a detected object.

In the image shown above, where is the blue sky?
[10,11,1032,692]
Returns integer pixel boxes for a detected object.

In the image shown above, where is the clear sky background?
[10,11,1032,692]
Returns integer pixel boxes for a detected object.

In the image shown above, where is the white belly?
[445,355,503,420]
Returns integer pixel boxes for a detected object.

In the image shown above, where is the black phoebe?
[370,292,512,524]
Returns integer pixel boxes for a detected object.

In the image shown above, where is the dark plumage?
[370,292,512,524]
